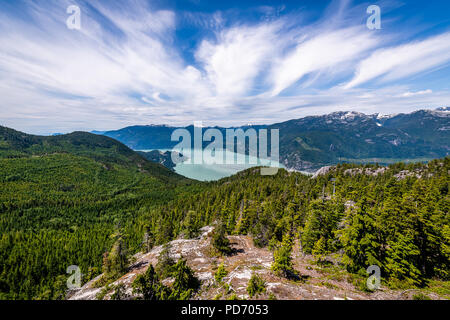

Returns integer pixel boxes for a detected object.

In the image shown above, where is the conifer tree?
[111,283,127,300]
[169,259,199,300]
[132,265,164,300]
[212,220,232,255]
[214,263,228,283]
[156,243,175,279]
[339,198,382,274]
[271,235,295,278]
[247,273,266,298]
[312,236,327,265]
[103,229,128,278]
[236,202,250,235]
[142,226,154,254]
[385,233,422,287]
[183,210,199,239]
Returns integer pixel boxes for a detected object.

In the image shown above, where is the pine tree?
[183,210,199,239]
[102,230,128,278]
[155,243,175,279]
[271,235,295,278]
[168,259,199,300]
[236,203,250,235]
[132,265,163,300]
[111,283,127,300]
[312,236,327,265]
[302,199,336,254]
[438,225,450,280]
[385,233,422,287]
[212,220,232,255]
[247,273,266,298]
[142,226,154,254]
[339,198,382,274]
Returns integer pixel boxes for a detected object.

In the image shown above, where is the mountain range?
[96,107,450,171]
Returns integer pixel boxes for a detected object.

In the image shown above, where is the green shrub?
[268,292,277,300]
[214,263,228,283]
[247,273,266,298]
[413,293,431,300]
[96,284,112,300]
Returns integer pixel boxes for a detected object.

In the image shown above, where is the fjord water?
[140,148,285,181]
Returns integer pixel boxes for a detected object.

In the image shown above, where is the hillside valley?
[0,125,448,301]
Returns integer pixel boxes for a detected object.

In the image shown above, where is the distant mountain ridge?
[96,108,450,171]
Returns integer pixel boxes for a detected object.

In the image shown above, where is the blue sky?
[1,0,450,134]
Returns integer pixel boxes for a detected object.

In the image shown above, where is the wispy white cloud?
[270,27,379,96]
[0,0,449,134]
[401,89,432,97]
[195,23,280,98]
[345,32,450,88]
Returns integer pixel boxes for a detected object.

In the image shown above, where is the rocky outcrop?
[343,167,387,177]
[311,166,334,179]
[69,225,445,301]
[312,165,436,180]
[393,170,434,180]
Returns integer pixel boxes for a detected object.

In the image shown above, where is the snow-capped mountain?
[97,108,450,171]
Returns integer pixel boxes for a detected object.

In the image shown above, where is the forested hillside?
[137,150,187,171]
[156,158,449,288]
[0,126,448,299]
[0,127,198,299]
[0,126,180,181]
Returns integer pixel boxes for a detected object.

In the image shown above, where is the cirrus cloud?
[0,0,449,134]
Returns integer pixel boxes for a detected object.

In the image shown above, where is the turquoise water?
[139,148,284,181]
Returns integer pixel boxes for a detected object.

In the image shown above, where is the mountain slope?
[0,126,195,299]
[70,157,450,301]
[70,227,448,300]
[0,126,184,182]
[96,125,178,150]
[1,124,448,299]
[137,150,187,171]
[97,108,450,171]
[271,109,450,170]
